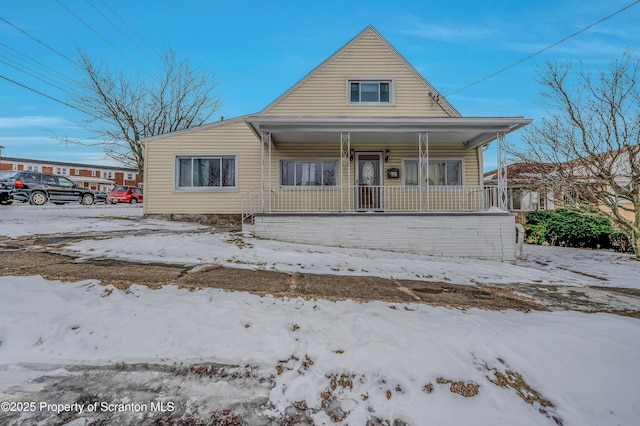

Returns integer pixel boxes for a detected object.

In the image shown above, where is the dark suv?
[0,171,14,205]
[0,171,95,206]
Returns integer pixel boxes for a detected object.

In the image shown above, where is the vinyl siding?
[265,142,480,187]
[144,125,479,215]
[262,29,456,118]
[144,120,260,215]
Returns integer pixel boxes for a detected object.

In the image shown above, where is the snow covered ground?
[1,203,639,425]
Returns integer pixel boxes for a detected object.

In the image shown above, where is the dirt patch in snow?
[0,249,540,312]
[1,234,639,317]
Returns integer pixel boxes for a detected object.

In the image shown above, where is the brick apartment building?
[0,153,143,191]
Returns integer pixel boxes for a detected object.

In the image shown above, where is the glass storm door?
[355,152,383,211]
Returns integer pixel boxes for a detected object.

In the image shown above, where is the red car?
[107,186,143,204]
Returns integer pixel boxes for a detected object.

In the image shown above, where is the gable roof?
[144,26,531,146]
[258,26,460,118]
[143,114,254,143]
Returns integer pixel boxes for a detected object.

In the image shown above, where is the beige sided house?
[144,26,532,260]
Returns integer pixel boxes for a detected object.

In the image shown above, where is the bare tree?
[509,51,640,258]
[66,49,221,177]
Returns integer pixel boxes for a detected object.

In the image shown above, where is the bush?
[525,209,612,249]
[525,223,547,244]
[610,231,633,253]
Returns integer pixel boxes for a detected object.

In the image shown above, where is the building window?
[403,159,463,186]
[106,171,113,179]
[12,164,18,171]
[348,80,392,104]
[91,170,96,177]
[126,173,134,181]
[74,169,80,175]
[27,165,39,172]
[176,155,237,190]
[56,168,68,175]
[280,160,337,186]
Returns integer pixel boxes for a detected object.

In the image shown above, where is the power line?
[0,16,80,68]
[444,0,640,98]
[0,74,97,119]
[0,55,78,95]
[55,0,154,78]
[86,0,162,67]
[0,42,80,91]
[97,0,164,62]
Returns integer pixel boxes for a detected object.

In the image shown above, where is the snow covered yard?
[1,203,639,425]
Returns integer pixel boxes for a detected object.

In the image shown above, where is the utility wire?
[0,16,80,68]
[0,75,100,120]
[0,42,80,91]
[55,0,154,78]
[98,0,164,61]
[0,55,79,95]
[86,0,162,67]
[444,0,640,98]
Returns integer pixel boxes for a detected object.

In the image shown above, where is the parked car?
[107,185,143,204]
[2,171,95,206]
[93,190,108,204]
[0,171,15,205]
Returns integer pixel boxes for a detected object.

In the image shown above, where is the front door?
[355,152,383,211]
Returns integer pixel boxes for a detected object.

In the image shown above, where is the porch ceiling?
[246,116,532,149]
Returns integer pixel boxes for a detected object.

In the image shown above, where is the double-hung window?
[280,160,337,187]
[403,159,463,186]
[176,155,237,190]
[348,80,392,104]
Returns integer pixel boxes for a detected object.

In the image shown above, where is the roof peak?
[259,26,460,117]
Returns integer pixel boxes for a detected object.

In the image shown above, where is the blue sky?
[1,0,638,171]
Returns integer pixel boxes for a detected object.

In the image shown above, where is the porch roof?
[245,116,532,149]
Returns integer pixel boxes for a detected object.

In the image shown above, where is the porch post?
[261,132,271,213]
[340,132,351,212]
[418,132,429,212]
[267,132,272,212]
[497,131,508,210]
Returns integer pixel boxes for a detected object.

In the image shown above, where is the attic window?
[348,80,392,104]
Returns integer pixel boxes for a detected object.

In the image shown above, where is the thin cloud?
[397,18,495,42]
[505,38,634,62]
[0,135,56,144]
[0,115,73,129]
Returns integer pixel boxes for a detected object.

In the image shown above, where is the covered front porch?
[241,116,531,260]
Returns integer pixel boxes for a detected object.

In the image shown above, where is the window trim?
[174,154,238,192]
[402,158,465,187]
[346,78,394,105]
[279,158,340,188]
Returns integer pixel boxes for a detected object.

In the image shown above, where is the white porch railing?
[243,185,499,223]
